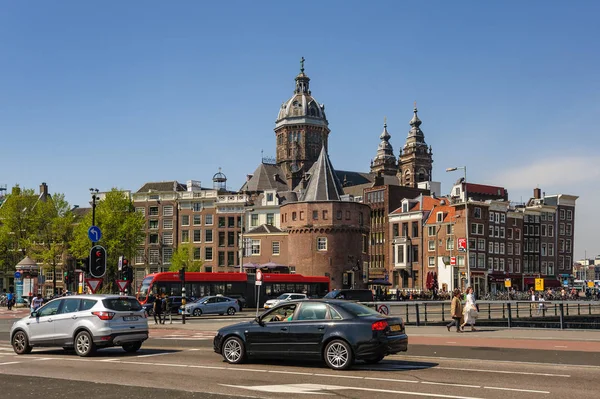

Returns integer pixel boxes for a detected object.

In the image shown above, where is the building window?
[494,242,499,254]
[515,259,521,273]
[566,224,572,236]
[507,228,513,239]
[548,225,554,237]
[266,213,274,225]
[135,207,145,216]
[547,261,553,275]
[428,240,435,251]
[181,215,190,226]
[193,230,202,243]
[163,233,173,245]
[336,211,342,220]
[149,234,159,244]
[566,239,572,253]
[313,210,319,220]
[227,251,235,266]
[149,220,159,230]
[163,205,173,217]
[135,248,145,265]
[508,258,513,273]
[218,217,226,228]
[478,254,486,269]
[272,241,280,255]
[322,210,328,220]
[205,247,213,261]
[413,222,419,237]
[193,215,201,225]
[436,212,443,222]
[428,257,435,267]
[566,210,573,221]
[500,258,505,271]
[515,243,521,255]
[489,212,495,223]
[469,238,476,250]
[205,215,213,225]
[488,257,493,270]
[428,226,436,236]
[266,193,274,202]
[251,239,261,255]
[500,214,506,224]
[163,219,173,229]
[193,203,202,212]
[205,229,213,243]
[227,232,235,247]
[488,241,493,254]
[474,207,481,219]
[541,243,547,256]
[149,249,160,265]
[515,229,521,240]
[191,247,200,261]
[393,224,399,238]
[446,224,453,235]
[251,214,259,227]
[346,211,351,220]
[478,239,485,250]
[317,237,327,251]
[292,212,297,221]
[500,243,505,254]
[163,248,173,264]
[508,242,513,255]
[218,252,225,267]
[218,232,225,247]
[559,209,565,220]
[228,217,235,228]
[446,238,454,250]
[149,207,159,216]
[549,243,554,256]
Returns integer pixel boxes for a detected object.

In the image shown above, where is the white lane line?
[152,362,187,367]
[435,366,569,378]
[187,349,201,351]
[397,354,599,370]
[188,365,228,370]
[0,361,21,366]
[98,359,119,362]
[313,373,363,379]
[485,386,550,394]
[136,353,172,358]
[446,342,457,344]
[422,381,480,388]
[268,370,314,376]
[554,345,568,348]
[364,377,419,384]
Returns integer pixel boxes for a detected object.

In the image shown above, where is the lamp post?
[446,167,470,290]
[88,188,99,293]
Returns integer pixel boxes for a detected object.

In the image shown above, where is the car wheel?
[122,341,143,353]
[192,308,202,317]
[324,339,353,370]
[12,331,32,355]
[227,307,236,315]
[364,355,385,364]
[222,336,246,364]
[74,331,96,357]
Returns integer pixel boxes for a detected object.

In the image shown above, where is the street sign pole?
[255,270,263,318]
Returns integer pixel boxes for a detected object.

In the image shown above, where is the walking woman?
[446,289,463,333]
[461,287,478,331]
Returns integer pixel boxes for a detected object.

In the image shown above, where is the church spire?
[294,56,310,94]
[370,117,397,176]
[398,103,433,187]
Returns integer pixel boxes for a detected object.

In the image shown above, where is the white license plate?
[123,316,138,321]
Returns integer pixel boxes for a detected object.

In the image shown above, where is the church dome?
[275,58,328,128]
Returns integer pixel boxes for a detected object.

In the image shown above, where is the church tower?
[275,58,330,189]
[370,118,398,176]
[398,104,433,187]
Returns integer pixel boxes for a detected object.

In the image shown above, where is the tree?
[0,186,39,258]
[69,189,145,292]
[169,243,203,272]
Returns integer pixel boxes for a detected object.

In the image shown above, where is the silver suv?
[10,294,148,357]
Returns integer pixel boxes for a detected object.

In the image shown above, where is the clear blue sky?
[1,1,599,259]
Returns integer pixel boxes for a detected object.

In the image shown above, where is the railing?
[361,300,600,330]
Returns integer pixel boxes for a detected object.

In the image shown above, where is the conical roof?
[299,146,344,202]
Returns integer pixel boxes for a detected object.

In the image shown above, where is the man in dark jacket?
[153,295,163,325]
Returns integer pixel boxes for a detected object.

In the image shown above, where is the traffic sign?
[450,256,456,266]
[535,278,544,291]
[118,255,123,271]
[256,270,263,281]
[504,278,512,288]
[116,280,130,292]
[457,238,467,252]
[255,280,263,286]
[588,281,594,288]
[86,278,103,294]
[14,271,21,279]
[377,304,389,315]
[88,226,102,242]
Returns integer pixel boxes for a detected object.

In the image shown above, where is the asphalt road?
[2,314,600,398]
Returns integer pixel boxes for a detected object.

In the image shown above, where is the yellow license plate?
[389,325,401,332]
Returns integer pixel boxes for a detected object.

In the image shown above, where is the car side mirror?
[255,317,265,327]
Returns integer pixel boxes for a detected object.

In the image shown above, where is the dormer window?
[436,212,444,223]
[402,202,409,213]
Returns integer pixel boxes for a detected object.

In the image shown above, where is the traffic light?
[122,258,129,280]
[89,245,107,278]
[178,267,185,282]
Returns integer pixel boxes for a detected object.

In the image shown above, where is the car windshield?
[324,290,340,299]
[276,294,291,300]
[339,302,381,317]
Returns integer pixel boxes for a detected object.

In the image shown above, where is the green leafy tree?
[0,186,39,258]
[169,243,203,272]
[69,189,145,292]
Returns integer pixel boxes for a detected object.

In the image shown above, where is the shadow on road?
[234,358,438,371]
[29,347,181,357]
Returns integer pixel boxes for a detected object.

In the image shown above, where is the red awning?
[544,279,562,288]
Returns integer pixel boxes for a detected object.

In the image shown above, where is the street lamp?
[446,166,470,290]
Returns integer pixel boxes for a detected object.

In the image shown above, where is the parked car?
[226,294,247,310]
[263,293,307,309]
[213,299,407,370]
[324,289,374,302]
[10,294,148,357]
[143,295,187,316]
[180,295,240,316]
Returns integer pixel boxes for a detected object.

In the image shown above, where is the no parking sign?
[377,304,389,315]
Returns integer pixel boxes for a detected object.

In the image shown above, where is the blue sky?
[1,1,599,259]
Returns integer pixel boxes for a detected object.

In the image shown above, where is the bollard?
[507,302,512,328]
[516,302,519,318]
[488,303,491,319]
[424,303,428,323]
[502,303,505,319]
[405,304,409,324]
[415,304,421,327]
[559,303,565,330]
[441,303,445,322]
[577,304,580,316]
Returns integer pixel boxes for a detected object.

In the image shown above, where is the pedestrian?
[446,289,463,333]
[31,294,44,312]
[162,294,170,324]
[460,287,478,331]
[153,294,163,325]
[6,290,14,311]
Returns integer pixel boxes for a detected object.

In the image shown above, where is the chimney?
[533,187,541,200]
[40,182,48,197]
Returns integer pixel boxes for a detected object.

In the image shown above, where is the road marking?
[422,381,480,388]
[364,377,419,383]
[446,341,457,344]
[221,383,486,398]
[0,361,20,366]
[435,366,569,378]
[484,386,550,394]
[313,373,363,379]
[187,348,201,351]
[268,370,314,376]
[136,352,172,358]
[554,345,568,348]
[398,354,599,370]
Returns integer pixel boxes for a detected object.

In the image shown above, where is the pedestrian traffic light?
[89,245,107,278]
[178,267,185,282]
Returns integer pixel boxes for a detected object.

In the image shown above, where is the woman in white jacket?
[461,287,478,331]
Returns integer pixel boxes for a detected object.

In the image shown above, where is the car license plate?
[123,316,138,321]
[389,324,401,332]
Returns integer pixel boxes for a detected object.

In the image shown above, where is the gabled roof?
[246,224,284,234]
[136,181,187,193]
[240,163,289,193]
[390,196,442,215]
[71,207,91,219]
[425,204,457,224]
[300,147,345,202]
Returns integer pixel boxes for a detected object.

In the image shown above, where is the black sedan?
[213,299,407,370]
